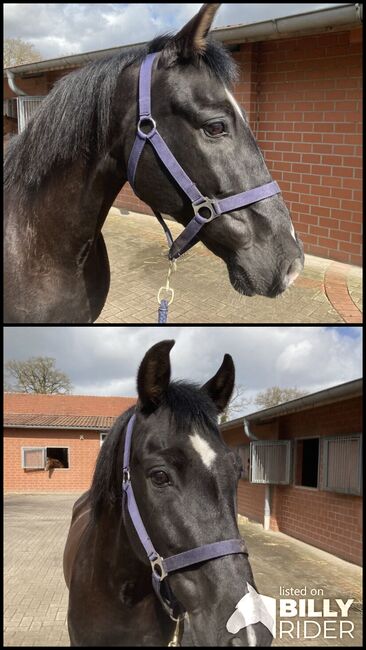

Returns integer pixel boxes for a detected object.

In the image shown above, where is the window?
[46,447,69,469]
[100,432,108,447]
[236,445,250,480]
[322,435,362,495]
[22,447,46,469]
[17,96,44,132]
[3,98,17,118]
[294,438,319,488]
[250,440,291,484]
[21,446,69,470]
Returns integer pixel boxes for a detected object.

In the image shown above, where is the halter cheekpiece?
[122,413,248,623]
[127,52,281,261]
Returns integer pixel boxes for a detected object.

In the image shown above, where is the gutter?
[217,3,362,45]
[3,3,361,77]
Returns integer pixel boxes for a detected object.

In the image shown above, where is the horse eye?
[151,470,170,486]
[204,121,226,137]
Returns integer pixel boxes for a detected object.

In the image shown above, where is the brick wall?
[4,428,100,493]
[275,486,361,565]
[221,395,363,565]
[3,393,137,494]
[257,30,362,265]
[114,28,362,265]
[272,397,363,565]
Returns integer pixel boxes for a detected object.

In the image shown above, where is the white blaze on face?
[189,432,217,469]
[225,87,246,123]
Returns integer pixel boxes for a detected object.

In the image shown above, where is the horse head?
[119,340,272,646]
[119,3,304,298]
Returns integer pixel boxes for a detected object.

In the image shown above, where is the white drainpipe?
[244,417,271,531]
[6,70,27,96]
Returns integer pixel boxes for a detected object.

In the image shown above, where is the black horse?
[63,340,273,646]
[4,3,303,322]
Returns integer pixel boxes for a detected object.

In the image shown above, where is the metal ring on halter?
[192,197,219,224]
[157,287,174,306]
[150,554,168,581]
[137,117,157,140]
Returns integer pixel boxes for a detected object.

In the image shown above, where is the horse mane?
[89,381,220,520]
[4,34,238,198]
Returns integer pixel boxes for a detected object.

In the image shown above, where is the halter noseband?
[122,413,248,622]
[127,52,281,261]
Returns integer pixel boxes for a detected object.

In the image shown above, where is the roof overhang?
[220,378,363,430]
[5,423,110,431]
[4,3,362,78]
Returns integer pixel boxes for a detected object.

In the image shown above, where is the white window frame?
[100,432,108,447]
[321,434,362,495]
[21,447,46,469]
[250,440,291,484]
[16,95,44,133]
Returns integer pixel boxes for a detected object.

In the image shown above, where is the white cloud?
[4,3,341,59]
[3,327,362,416]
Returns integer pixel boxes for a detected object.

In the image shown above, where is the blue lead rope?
[158,299,169,323]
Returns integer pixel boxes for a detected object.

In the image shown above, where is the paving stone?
[94,210,362,324]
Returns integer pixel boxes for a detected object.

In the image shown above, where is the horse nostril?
[285,257,303,287]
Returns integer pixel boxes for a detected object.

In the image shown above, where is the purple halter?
[127,52,281,261]
[122,413,247,621]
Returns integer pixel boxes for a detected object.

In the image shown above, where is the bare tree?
[220,384,251,424]
[254,386,308,410]
[4,38,42,67]
[5,357,73,394]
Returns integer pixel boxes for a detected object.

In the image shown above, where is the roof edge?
[4,424,111,431]
[4,4,361,76]
[220,378,363,430]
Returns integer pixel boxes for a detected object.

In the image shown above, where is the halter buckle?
[122,468,130,488]
[150,554,168,581]
[192,197,220,223]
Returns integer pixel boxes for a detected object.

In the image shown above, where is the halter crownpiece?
[121,413,248,622]
[127,52,281,261]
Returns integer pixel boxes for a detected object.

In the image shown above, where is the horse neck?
[18,155,127,246]
[89,502,151,588]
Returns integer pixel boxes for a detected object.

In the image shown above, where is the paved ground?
[95,209,362,325]
[4,494,362,647]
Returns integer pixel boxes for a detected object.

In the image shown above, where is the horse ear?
[170,3,220,59]
[201,353,235,413]
[137,340,175,410]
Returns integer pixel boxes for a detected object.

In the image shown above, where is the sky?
[3,326,362,414]
[4,3,341,59]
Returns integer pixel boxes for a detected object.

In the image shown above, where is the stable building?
[4,393,136,494]
[220,378,362,566]
[3,4,363,266]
